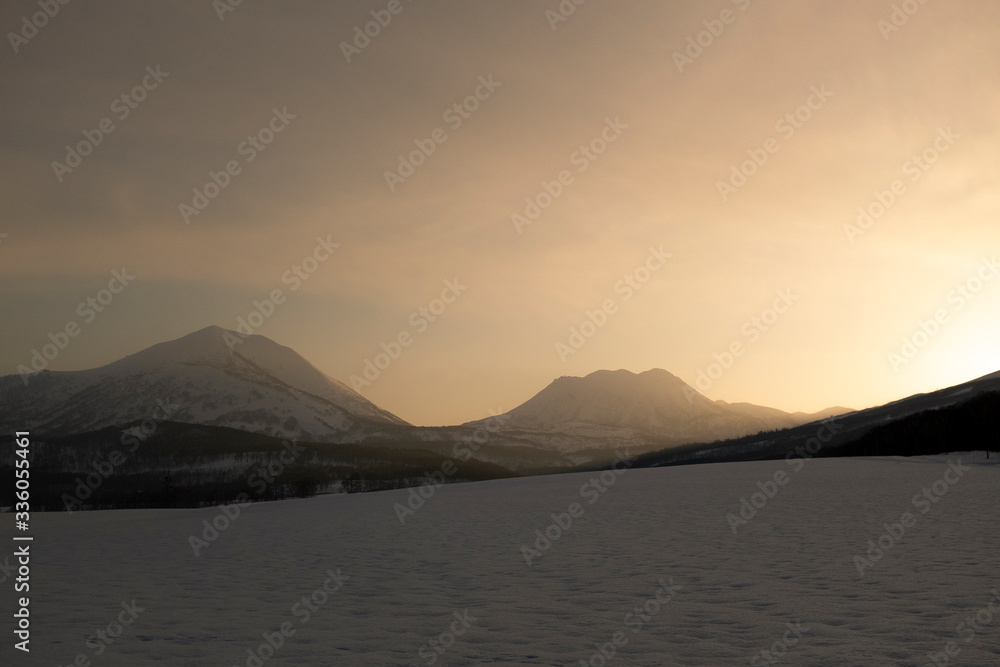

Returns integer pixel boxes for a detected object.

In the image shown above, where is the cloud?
[2,0,999,424]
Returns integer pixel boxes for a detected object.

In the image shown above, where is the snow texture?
[20,456,1000,665]
[0,326,407,443]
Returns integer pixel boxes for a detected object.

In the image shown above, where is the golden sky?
[2,0,999,425]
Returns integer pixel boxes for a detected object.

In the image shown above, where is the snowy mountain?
[2,325,997,510]
[466,369,846,450]
[635,368,1000,468]
[0,326,407,442]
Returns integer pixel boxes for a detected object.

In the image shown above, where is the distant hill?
[465,368,849,452]
[632,371,1000,468]
[0,326,408,443]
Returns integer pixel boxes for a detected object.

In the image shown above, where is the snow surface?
[19,457,1000,665]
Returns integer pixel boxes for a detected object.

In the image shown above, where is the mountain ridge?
[0,326,409,442]
[5,326,996,461]
[466,367,850,448]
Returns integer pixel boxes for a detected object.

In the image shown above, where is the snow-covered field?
[20,456,1000,666]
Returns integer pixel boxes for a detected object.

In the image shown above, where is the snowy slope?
[0,326,407,442]
[18,457,1000,665]
[468,369,845,450]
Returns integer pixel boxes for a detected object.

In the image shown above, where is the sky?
[2,0,999,426]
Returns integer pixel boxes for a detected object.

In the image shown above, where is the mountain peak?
[558,368,693,396]
[110,326,409,427]
[1,326,409,439]
[570,367,686,384]
[473,367,825,447]
[485,368,716,436]
[109,325,243,371]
